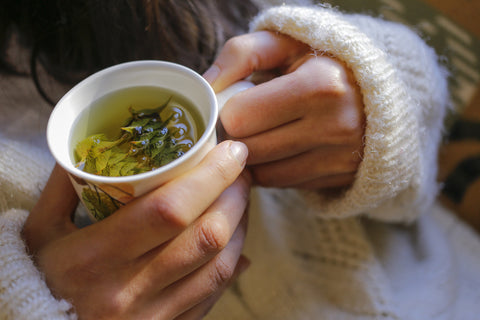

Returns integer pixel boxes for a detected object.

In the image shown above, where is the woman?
[1,0,479,319]
[1,1,257,318]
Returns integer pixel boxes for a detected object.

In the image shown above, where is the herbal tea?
[71,86,205,177]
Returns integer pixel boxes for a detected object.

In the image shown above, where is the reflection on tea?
[71,86,204,177]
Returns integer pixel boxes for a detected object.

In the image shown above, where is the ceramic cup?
[47,60,253,222]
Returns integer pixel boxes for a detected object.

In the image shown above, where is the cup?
[47,60,253,222]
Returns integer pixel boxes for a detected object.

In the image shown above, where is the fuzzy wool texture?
[0,209,76,320]
[0,73,77,319]
[207,189,480,320]
[250,5,449,222]
[1,3,480,320]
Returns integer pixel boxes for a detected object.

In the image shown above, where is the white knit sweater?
[1,3,480,320]
[250,5,449,222]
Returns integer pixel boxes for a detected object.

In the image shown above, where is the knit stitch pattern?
[0,209,76,320]
[250,5,449,222]
[2,3,476,320]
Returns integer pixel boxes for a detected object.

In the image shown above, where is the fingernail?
[203,64,220,85]
[229,141,248,166]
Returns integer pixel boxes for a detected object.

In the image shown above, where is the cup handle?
[215,80,254,111]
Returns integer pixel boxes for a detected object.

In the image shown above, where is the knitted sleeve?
[250,5,449,222]
[0,209,77,320]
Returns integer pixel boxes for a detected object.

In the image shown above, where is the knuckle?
[209,257,235,291]
[335,111,365,143]
[334,114,363,137]
[312,103,364,145]
[224,36,251,57]
[223,36,259,73]
[196,220,229,256]
[223,36,244,53]
[300,57,350,97]
[147,193,188,230]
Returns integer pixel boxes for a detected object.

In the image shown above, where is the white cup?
[47,60,253,222]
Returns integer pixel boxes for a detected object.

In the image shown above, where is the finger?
[219,74,306,139]
[221,55,364,140]
[91,140,248,261]
[203,31,310,92]
[24,164,79,252]
[29,164,79,224]
[144,215,248,320]
[134,174,250,289]
[233,113,363,166]
[236,119,320,165]
[239,120,363,169]
[249,146,362,188]
[173,256,250,320]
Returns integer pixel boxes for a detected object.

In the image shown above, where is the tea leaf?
[140,130,158,142]
[149,96,173,116]
[75,134,105,163]
[149,138,166,158]
[97,136,126,153]
[107,164,121,177]
[75,139,94,162]
[74,96,196,177]
[119,159,139,176]
[121,126,140,136]
[107,150,127,165]
[122,118,150,135]
[95,149,111,173]
[84,156,98,174]
[143,121,167,134]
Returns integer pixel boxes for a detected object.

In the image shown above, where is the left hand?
[204,31,365,190]
[23,141,250,320]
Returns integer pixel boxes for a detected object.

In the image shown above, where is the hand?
[204,31,365,190]
[23,141,250,320]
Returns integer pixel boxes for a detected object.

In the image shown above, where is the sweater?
[250,4,449,222]
[1,3,480,320]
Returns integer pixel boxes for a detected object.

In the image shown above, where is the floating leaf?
[75,138,94,162]
[74,97,196,177]
[95,149,111,173]
[119,159,139,176]
[107,150,127,166]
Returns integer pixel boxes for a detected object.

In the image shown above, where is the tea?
[70,86,205,177]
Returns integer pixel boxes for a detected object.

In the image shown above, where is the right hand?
[23,140,250,320]
[204,31,365,190]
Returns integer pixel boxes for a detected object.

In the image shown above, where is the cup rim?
[47,60,218,184]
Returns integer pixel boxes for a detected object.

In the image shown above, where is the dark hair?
[1,0,258,104]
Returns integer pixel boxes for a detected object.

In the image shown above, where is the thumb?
[203,31,310,92]
[24,164,79,252]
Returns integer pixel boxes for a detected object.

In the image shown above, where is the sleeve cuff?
[0,209,77,320]
[250,6,445,222]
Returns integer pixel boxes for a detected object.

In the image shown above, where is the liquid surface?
[71,86,204,176]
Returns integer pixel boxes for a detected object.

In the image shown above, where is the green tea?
[71,86,205,177]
